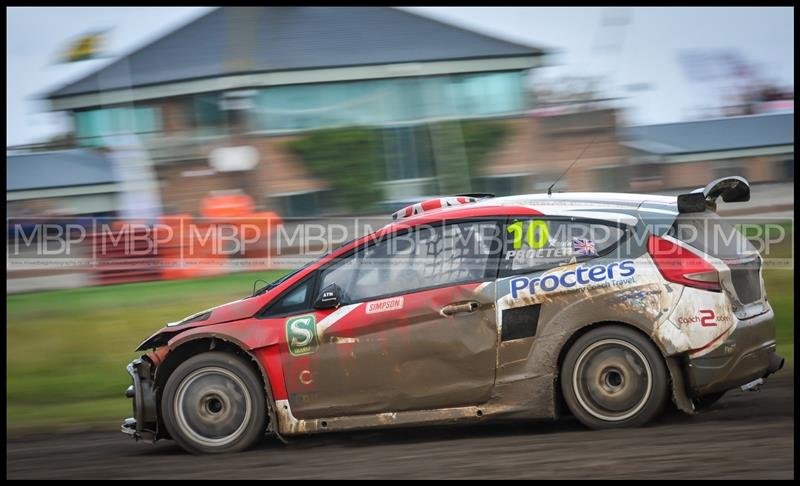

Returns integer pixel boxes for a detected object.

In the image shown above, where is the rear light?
[647,235,721,291]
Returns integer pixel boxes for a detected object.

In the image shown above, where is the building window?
[74,106,162,147]
[252,71,526,133]
[274,190,334,217]
[192,93,226,136]
[628,163,664,192]
[473,174,527,196]
[380,126,436,181]
[713,160,744,180]
[447,71,524,116]
[591,165,630,192]
[778,159,794,180]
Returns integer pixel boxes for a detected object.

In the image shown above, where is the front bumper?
[122,358,159,442]
[686,306,783,396]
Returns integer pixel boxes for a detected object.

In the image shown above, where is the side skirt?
[273,375,557,435]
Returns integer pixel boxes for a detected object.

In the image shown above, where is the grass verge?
[7,271,286,431]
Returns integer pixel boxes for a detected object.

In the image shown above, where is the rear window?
[668,211,757,260]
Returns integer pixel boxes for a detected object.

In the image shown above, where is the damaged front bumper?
[686,306,784,396]
[122,357,159,443]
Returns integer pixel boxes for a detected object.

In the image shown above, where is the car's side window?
[319,220,501,303]
[499,218,627,277]
[259,275,315,317]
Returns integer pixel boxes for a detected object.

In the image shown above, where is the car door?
[275,219,503,420]
[494,215,631,345]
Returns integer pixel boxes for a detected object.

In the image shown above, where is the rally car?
[123,176,783,454]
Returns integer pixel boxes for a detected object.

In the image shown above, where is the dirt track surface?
[8,370,794,480]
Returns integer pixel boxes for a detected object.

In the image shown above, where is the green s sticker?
[286,314,319,357]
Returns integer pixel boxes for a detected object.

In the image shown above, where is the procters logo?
[286,315,319,357]
[509,260,636,299]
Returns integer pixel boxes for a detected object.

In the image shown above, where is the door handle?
[440,301,481,317]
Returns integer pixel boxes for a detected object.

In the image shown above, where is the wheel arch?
[155,336,285,440]
[553,320,694,416]
[555,320,659,372]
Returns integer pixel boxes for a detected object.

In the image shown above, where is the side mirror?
[313,284,343,310]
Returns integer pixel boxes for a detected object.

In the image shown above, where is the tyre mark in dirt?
[7,370,794,479]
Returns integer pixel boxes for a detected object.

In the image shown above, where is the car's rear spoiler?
[676,176,750,213]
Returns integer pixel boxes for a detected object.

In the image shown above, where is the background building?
[34,6,795,219]
[622,112,794,191]
[46,6,546,216]
[6,148,121,217]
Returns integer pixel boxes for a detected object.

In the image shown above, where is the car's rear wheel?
[560,325,668,429]
[161,352,267,454]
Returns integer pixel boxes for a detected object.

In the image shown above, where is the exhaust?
[740,353,784,392]
[766,353,785,376]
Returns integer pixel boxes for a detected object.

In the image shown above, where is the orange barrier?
[200,193,255,219]
[158,208,283,280]
[88,193,284,284]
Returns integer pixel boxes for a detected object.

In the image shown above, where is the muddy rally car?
[124,176,783,454]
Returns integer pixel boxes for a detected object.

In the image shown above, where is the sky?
[5,6,795,146]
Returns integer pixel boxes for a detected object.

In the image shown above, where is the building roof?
[7,149,118,191]
[622,113,794,155]
[48,7,545,99]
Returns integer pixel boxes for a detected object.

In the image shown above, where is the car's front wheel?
[161,352,267,454]
[560,325,668,429]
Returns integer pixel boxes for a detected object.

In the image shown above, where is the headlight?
[167,310,212,327]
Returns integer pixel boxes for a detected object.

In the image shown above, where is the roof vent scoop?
[391,194,493,221]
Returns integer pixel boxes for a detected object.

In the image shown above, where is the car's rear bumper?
[122,358,159,443]
[686,306,783,396]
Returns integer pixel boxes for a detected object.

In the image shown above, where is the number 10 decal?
[507,220,550,250]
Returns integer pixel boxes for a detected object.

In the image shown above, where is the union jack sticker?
[572,238,597,256]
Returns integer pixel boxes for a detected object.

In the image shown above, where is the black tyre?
[560,325,669,429]
[161,352,267,454]
[693,391,726,410]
